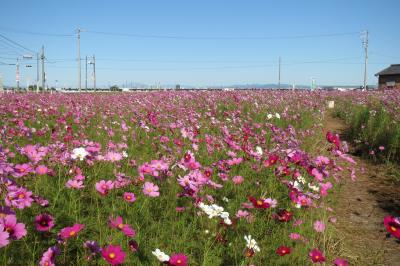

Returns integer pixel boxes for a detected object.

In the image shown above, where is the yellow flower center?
[391,226,397,232]
[126,195,131,200]
[69,230,76,236]
[315,255,319,259]
[18,193,25,199]
[118,224,124,229]
[177,259,182,263]
[109,252,115,259]
[256,200,263,206]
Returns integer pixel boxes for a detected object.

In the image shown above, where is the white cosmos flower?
[222,197,229,202]
[71,147,89,161]
[308,183,320,192]
[267,114,273,120]
[122,151,128,158]
[244,235,260,253]
[255,146,263,156]
[275,113,281,119]
[297,176,306,184]
[152,249,170,262]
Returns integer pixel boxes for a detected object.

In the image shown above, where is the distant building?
[175,84,180,90]
[375,64,400,89]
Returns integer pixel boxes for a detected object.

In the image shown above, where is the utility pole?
[92,54,96,91]
[362,30,368,90]
[85,55,88,90]
[36,53,39,93]
[77,27,81,91]
[16,58,20,92]
[41,46,45,92]
[278,56,281,89]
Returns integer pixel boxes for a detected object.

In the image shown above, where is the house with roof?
[375,64,400,89]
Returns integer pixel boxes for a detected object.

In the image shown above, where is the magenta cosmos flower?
[169,253,188,266]
[309,249,325,263]
[0,214,27,240]
[123,192,136,203]
[276,246,291,256]
[334,258,349,266]
[384,215,400,239]
[102,244,126,265]
[0,224,10,248]
[143,182,160,197]
[59,223,84,239]
[95,180,114,196]
[109,216,136,237]
[35,213,55,232]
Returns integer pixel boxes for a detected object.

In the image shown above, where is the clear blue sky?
[0,0,399,88]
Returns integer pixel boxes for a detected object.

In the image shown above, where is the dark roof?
[375,64,400,76]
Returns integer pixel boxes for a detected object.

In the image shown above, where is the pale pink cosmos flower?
[293,219,303,227]
[235,210,249,218]
[66,179,84,189]
[264,198,278,208]
[95,180,114,196]
[313,220,326,233]
[289,233,301,240]
[104,151,123,162]
[143,182,160,197]
[232,175,244,185]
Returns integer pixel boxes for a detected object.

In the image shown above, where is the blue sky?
[0,0,399,88]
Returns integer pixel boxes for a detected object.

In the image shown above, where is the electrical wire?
[84,30,360,40]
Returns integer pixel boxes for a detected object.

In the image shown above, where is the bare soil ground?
[325,115,400,266]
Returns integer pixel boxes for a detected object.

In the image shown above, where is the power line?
[85,29,360,40]
[0,26,73,37]
[0,33,36,54]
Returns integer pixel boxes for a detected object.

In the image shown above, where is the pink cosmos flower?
[309,249,325,263]
[66,179,84,189]
[123,192,136,203]
[313,220,325,233]
[0,215,27,240]
[236,210,250,218]
[0,224,9,248]
[5,187,33,209]
[95,180,114,196]
[334,258,349,266]
[35,213,55,232]
[39,246,59,266]
[104,151,123,162]
[59,223,84,239]
[311,168,324,182]
[143,182,160,197]
[265,198,278,208]
[35,165,49,175]
[289,233,301,240]
[13,163,33,177]
[232,175,244,185]
[169,253,188,266]
[319,182,332,197]
[102,244,126,266]
[109,216,136,237]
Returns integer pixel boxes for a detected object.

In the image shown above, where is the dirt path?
[325,115,400,266]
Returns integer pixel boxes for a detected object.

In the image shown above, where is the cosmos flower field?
[0,90,398,265]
